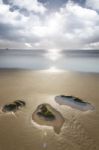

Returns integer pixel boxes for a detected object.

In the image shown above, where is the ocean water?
[0,49,99,72]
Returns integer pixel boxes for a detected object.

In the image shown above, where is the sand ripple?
[57,116,97,150]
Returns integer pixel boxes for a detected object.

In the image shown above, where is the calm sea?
[0,49,99,72]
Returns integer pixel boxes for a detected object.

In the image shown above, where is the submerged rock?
[55,95,95,111]
[1,100,26,113]
[32,103,65,134]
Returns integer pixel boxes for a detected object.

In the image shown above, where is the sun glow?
[45,49,61,61]
[32,13,60,38]
[25,43,32,48]
[47,66,61,73]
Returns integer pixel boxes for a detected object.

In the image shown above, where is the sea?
[0,49,99,72]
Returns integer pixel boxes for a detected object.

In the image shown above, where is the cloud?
[2,0,47,14]
[85,42,99,49]
[38,0,86,10]
[86,0,99,10]
[25,43,32,48]
[0,0,99,49]
[30,1,99,49]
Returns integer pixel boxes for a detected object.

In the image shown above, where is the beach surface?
[0,69,99,150]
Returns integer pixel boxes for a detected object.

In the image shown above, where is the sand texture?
[0,70,99,150]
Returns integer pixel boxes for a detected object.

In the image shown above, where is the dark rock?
[37,104,55,121]
[32,103,65,134]
[2,103,17,112]
[2,100,26,113]
[60,95,87,104]
[14,100,26,107]
[55,95,94,111]
[61,95,73,99]
[73,97,86,104]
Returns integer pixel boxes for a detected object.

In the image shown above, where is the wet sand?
[0,69,99,150]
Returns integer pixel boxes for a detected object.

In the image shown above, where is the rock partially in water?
[55,95,95,111]
[14,100,26,107]
[1,100,26,113]
[37,104,55,121]
[2,103,18,113]
[32,103,65,134]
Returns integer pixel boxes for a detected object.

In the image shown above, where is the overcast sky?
[0,0,99,49]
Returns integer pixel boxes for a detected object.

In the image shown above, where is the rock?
[73,97,86,104]
[1,100,26,113]
[14,100,26,107]
[32,103,65,134]
[37,104,55,121]
[55,95,95,111]
[2,103,18,112]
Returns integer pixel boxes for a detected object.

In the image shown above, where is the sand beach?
[0,69,98,150]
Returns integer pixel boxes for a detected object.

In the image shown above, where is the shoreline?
[0,49,99,72]
[0,68,99,75]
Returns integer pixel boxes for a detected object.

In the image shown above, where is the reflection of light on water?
[43,143,47,149]
[44,131,47,136]
[0,109,17,118]
[45,66,66,73]
[45,49,61,61]
[47,66,61,73]
[31,120,48,149]
[43,131,47,149]
[31,119,52,130]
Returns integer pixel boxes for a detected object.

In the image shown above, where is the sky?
[0,0,99,50]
